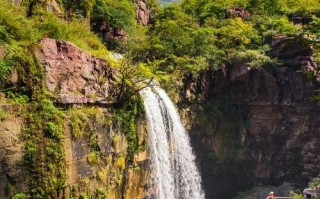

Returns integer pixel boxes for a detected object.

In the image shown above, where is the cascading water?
[140,86,205,199]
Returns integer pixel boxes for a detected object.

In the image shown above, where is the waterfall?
[140,86,205,199]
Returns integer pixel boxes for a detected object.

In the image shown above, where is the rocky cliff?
[0,38,149,198]
[37,38,119,104]
[179,37,320,199]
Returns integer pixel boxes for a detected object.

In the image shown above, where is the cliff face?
[37,38,119,104]
[0,38,149,198]
[0,105,26,198]
[179,38,320,198]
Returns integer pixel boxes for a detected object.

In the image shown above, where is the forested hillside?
[0,0,320,198]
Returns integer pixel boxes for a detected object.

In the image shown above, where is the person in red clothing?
[266,191,275,199]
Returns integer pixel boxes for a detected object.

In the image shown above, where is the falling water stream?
[140,86,205,199]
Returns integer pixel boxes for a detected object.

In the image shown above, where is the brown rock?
[46,0,62,17]
[12,0,22,6]
[93,21,127,48]
[6,68,18,85]
[0,44,6,59]
[179,59,320,198]
[37,38,119,104]
[270,36,312,59]
[227,7,250,19]
[0,112,26,198]
[230,63,251,82]
[289,14,313,25]
[136,0,150,25]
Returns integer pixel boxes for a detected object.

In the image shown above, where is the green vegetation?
[0,0,320,197]
[290,191,304,199]
[309,176,320,188]
[68,107,104,138]
[113,94,144,163]
[20,98,66,198]
[290,175,320,199]
[129,0,320,79]
[12,193,27,199]
[0,106,7,121]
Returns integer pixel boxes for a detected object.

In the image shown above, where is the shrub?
[0,107,7,121]
[217,18,261,49]
[0,59,10,84]
[88,151,101,164]
[228,48,278,68]
[115,156,126,170]
[310,176,320,188]
[12,193,26,199]
[290,191,304,199]
[92,0,135,31]
[44,122,63,140]
[97,168,108,184]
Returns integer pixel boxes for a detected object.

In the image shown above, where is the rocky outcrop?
[289,14,313,25]
[179,38,320,199]
[136,0,150,25]
[270,36,313,61]
[46,0,62,17]
[37,38,119,104]
[227,7,250,19]
[92,22,128,48]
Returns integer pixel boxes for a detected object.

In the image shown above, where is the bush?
[88,151,101,164]
[0,59,10,84]
[217,18,261,49]
[97,168,108,184]
[0,106,7,121]
[115,156,126,170]
[44,122,63,140]
[253,15,301,39]
[278,0,320,15]
[228,48,278,68]
[290,191,304,199]
[310,176,320,188]
[12,193,26,199]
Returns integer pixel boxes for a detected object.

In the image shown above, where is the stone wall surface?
[179,37,320,199]
[37,38,119,105]
[0,104,25,198]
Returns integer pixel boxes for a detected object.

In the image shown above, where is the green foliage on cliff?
[22,98,66,198]
[113,94,144,163]
[131,0,320,75]
[92,0,135,30]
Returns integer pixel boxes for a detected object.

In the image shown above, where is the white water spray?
[140,87,205,199]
